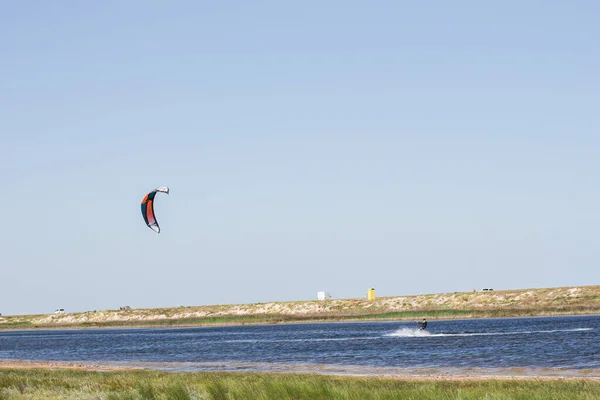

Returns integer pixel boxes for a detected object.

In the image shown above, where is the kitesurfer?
[415,318,427,330]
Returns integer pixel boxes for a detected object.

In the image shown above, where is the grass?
[0,369,598,399]
[1,285,599,331]
[2,306,598,331]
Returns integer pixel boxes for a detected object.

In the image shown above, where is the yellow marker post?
[367,288,376,301]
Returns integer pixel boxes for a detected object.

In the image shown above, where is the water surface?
[0,315,598,376]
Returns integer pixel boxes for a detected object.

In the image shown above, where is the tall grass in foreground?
[0,369,598,399]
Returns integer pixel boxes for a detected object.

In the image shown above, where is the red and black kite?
[141,186,169,233]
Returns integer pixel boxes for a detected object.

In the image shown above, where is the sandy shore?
[0,359,137,372]
[0,359,598,381]
[2,285,598,331]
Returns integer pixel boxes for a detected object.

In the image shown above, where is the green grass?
[2,306,598,331]
[0,369,598,399]
[1,285,599,331]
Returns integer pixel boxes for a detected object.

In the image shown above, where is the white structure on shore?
[317,291,331,300]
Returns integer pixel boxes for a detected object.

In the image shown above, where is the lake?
[1,315,598,376]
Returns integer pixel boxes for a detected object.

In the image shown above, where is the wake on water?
[385,328,432,337]
[384,327,593,338]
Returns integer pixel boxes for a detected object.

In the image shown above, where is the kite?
[141,186,169,233]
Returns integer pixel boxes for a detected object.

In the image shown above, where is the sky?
[1,1,599,315]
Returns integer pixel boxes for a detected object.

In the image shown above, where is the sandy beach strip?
[0,359,598,381]
[0,359,137,372]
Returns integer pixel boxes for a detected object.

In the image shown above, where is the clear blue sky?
[1,1,598,315]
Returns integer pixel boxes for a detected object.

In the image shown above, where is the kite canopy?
[141,186,169,233]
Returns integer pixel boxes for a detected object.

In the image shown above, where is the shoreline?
[1,285,598,332]
[0,310,598,332]
[0,360,598,381]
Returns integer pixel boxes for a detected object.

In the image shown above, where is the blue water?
[0,315,598,375]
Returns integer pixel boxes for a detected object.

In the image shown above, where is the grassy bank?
[3,306,598,331]
[0,369,598,399]
[1,285,599,331]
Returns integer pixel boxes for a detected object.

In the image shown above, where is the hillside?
[1,285,599,330]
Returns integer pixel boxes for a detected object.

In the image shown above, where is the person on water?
[416,318,427,330]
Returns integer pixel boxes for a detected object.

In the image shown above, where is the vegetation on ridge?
[1,285,599,330]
